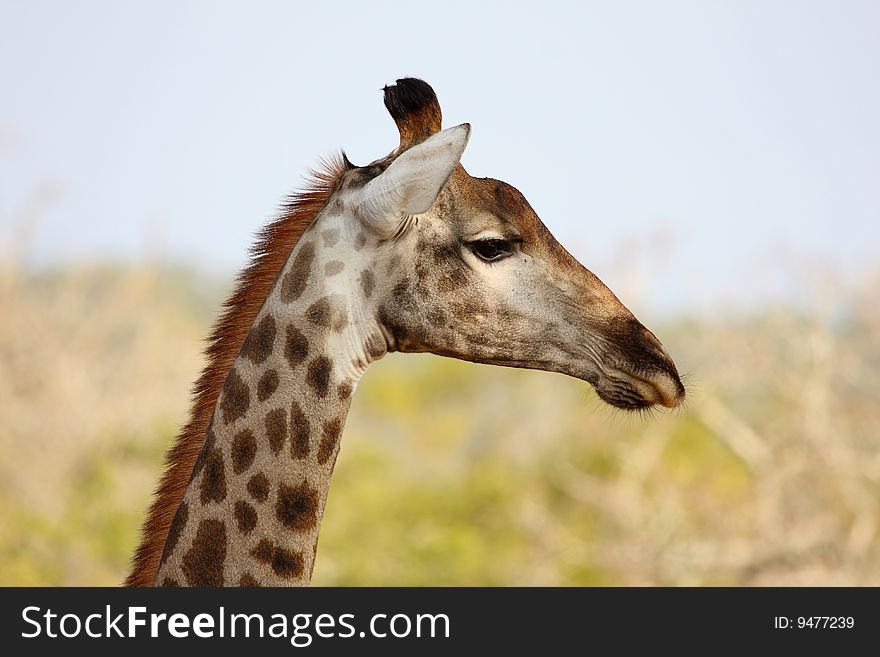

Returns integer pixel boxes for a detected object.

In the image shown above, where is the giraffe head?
[328,78,685,410]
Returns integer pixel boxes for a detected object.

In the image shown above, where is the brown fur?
[264,407,288,455]
[247,472,270,502]
[125,155,348,586]
[256,369,280,402]
[251,539,304,579]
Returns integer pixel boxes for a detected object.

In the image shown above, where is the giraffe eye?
[469,239,515,263]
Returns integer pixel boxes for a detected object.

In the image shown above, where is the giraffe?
[127,78,685,587]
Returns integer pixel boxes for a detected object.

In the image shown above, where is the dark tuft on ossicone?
[382,77,442,148]
[383,78,439,121]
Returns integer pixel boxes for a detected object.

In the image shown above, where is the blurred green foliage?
[1,263,878,585]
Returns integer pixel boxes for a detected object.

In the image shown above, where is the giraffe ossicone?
[129,77,685,587]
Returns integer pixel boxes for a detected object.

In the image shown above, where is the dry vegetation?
[1,250,878,585]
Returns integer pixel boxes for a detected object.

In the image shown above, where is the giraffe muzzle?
[594,366,685,410]
[589,320,686,410]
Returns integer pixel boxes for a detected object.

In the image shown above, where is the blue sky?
[1,1,877,314]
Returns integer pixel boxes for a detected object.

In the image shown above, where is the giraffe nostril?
[642,327,677,368]
[643,328,665,354]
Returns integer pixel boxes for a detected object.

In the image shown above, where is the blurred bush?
[0,257,878,585]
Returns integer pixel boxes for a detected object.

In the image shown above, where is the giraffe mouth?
[573,318,686,411]
[594,367,686,410]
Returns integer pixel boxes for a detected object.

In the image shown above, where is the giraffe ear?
[357,123,470,237]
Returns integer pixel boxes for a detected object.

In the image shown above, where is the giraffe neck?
[154,208,385,586]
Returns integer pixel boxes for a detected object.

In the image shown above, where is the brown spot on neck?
[290,401,311,459]
[239,573,260,587]
[234,501,257,534]
[241,315,277,364]
[199,449,227,504]
[257,369,279,402]
[251,539,304,580]
[247,472,270,502]
[275,481,320,532]
[307,356,332,398]
[219,368,250,425]
[230,429,257,474]
[325,260,345,276]
[321,228,340,247]
[284,326,309,369]
[281,242,316,303]
[318,418,342,465]
[359,269,375,298]
[182,519,227,586]
[264,408,287,455]
[337,381,353,400]
[306,297,332,328]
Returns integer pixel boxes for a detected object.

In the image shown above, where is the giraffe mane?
[125,153,349,586]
